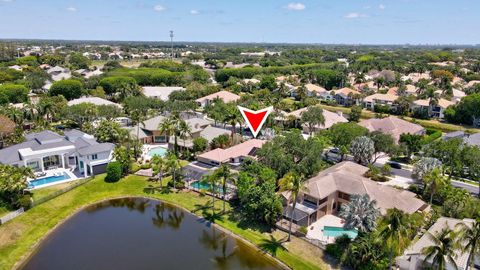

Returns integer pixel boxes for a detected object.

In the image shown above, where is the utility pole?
[169,30,174,60]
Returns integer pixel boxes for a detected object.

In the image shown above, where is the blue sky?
[0,0,479,44]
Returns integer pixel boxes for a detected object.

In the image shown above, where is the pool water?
[28,173,70,188]
[191,181,229,194]
[323,226,358,239]
[148,146,167,157]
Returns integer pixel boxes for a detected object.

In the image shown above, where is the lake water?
[21,197,281,270]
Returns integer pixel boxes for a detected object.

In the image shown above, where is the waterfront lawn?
[0,174,329,270]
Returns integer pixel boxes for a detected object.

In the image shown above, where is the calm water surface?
[22,198,281,270]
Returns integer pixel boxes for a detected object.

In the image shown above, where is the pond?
[21,198,281,270]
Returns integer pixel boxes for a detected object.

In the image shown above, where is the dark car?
[387,161,402,169]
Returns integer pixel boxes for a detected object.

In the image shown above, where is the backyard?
[0,174,333,270]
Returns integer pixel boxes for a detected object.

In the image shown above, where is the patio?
[305,214,347,244]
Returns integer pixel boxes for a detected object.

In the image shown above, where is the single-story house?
[47,66,71,81]
[397,217,479,270]
[363,93,399,110]
[67,96,122,108]
[128,115,167,144]
[0,130,114,177]
[412,98,455,119]
[142,86,186,101]
[197,139,265,166]
[282,161,429,227]
[359,116,426,143]
[277,106,348,133]
[195,90,241,108]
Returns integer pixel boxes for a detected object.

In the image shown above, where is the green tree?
[300,106,325,135]
[0,165,33,208]
[421,228,459,270]
[94,120,125,143]
[113,146,132,175]
[378,208,414,269]
[349,105,362,122]
[192,137,208,154]
[278,171,306,241]
[68,53,91,70]
[327,123,369,160]
[423,168,449,204]
[455,219,480,269]
[213,164,235,213]
[399,133,423,159]
[339,194,380,233]
[99,76,140,101]
[49,79,84,100]
[369,131,397,163]
[0,84,29,104]
[166,153,182,190]
[350,136,375,165]
[151,155,167,188]
[105,161,122,182]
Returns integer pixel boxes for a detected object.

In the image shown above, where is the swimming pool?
[191,181,231,194]
[323,226,358,239]
[148,146,167,157]
[28,173,71,188]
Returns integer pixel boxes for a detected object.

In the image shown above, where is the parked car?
[387,161,402,169]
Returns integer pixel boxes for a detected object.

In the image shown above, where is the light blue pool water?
[148,146,167,157]
[323,226,358,239]
[191,181,231,194]
[28,173,70,188]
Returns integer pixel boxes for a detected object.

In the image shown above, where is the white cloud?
[379,4,386,10]
[286,2,306,11]
[190,10,200,15]
[153,5,165,12]
[344,12,369,19]
[66,7,77,12]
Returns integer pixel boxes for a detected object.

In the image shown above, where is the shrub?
[0,84,29,104]
[105,161,122,182]
[140,163,152,170]
[49,79,84,100]
[99,76,138,95]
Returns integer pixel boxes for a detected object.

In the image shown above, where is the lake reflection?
[21,198,280,270]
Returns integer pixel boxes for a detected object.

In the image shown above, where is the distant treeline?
[214,63,334,82]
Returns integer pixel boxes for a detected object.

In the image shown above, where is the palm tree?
[278,171,306,242]
[455,219,480,269]
[178,119,191,151]
[422,227,459,270]
[166,153,182,190]
[224,105,242,140]
[339,194,381,233]
[423,168,448,204]
[424,86,440,117]
[5,106,23,126]
[159,116,177,153]
[214,164,235,213]
[201,173,219,217]
[378,208,413,269]
[151,155,167,188]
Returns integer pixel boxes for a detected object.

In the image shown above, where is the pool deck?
[141,144,168,162]
[27,168,78,190]
[305,214,346,244]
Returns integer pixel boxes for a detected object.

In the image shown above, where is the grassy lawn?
[31,181,78,201]
[0,174,331,270]
[0,206,9,218]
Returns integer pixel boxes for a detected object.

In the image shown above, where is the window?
[27,161,40,170]
[43,155,61,169]
[91,154,98,160]
[318,197,328,205]
[338,192,350,201]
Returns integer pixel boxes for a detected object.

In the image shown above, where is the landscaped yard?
[0,174,333,270]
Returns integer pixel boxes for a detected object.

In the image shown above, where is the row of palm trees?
[201,164,236,216]
[150,153,182,190]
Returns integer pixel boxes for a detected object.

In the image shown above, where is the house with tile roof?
[333,87,362,106]
[197,139,265,166]
[277,106,349,133]
[142,86,185,101]
[397,217,479,270]
[359,116,426,143]
[0,130,114,177]
[412,98,455,119]
[67,96,122,108]
[282,161,429,227]
[195,90,241,108]
[363,93,399,110]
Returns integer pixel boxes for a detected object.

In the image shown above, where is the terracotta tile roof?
[304,161,427,214]
[333,87,360,97]
[359,116,425,143]
[304,83,327,94]
[195,90,241,104]
[197,139,265,163]
[363,93,398,103]
[284,107,348,129]
[413,98,455,109]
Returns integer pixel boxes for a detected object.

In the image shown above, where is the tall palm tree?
[159,116,177,153]
[423,168,448,204]
[455,219,480,269]
[214,164,235,213]
[339,194,381,233]
[151,155,167,188]
[422,227,459,270]
[278,171,305,242]
[5,106,23,126]
[201,173,219,217]
[224,105,242,140]
[378,208,413,269]
[166,153,182,190]
[178,119,191,151]
[130,110,146,157]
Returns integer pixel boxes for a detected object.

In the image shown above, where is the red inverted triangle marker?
[238,106,273,138]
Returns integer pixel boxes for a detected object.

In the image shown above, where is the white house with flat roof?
[0,130,114,177]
